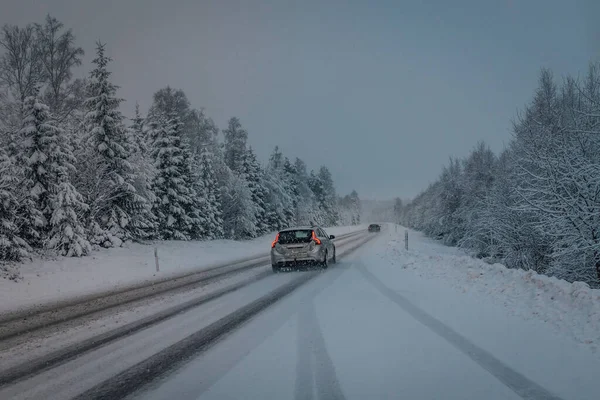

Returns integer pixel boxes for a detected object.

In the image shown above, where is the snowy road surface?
[0,225,365,315]
[2,225,598,399]
[132,226,599,400]
[0,232,371,399]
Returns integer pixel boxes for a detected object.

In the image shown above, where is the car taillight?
[271,233,279,248]
[312,230,321,245]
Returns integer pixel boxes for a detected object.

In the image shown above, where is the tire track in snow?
[355,263,565,400]
[294,300,346,400]
[0,231,366,342]
[294,304,314,400]
[129,264,351,400]
[71,238,376,400]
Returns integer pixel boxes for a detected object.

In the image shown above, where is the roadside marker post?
[154,247,160,272]
[405,230,408,250]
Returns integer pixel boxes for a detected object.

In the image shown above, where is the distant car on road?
[270,226,336,272]
[368,224,381,232]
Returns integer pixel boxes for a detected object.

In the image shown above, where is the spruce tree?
[128,103,157,239]
[243,147,268,235]
[294,157,320,225]
[47,166,92,256]
[262,147,294,231]
[0,151,31,262]
[223,117,248,175]
[282,157,298,225]
[83,43,153,245]
[182,145,206,240]
[18,94,90,254]
[198,145,224,239]
[317,166,339,226]
[20,94,90,255]
[151,114,198,240]
[221,173,257,240]
[18,95,54,245]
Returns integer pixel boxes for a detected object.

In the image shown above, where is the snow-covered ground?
[381,226,600,351]
[135,224,600,400]
[0,225,364,315]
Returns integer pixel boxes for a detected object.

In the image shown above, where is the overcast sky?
[1,0,599,199]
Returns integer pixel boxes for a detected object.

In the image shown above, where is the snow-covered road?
[2,225,598,399]
[0,231,372,399]
[0,226,365,315]
[132,225,600,400]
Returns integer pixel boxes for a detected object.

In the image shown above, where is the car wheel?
[321,251,328,269]
[272,264,280,273]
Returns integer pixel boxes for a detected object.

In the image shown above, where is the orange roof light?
[312,230,321,245]
[271,233,279,248]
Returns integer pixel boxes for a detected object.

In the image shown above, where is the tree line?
[396,65,600,287]
[0,15,361,266]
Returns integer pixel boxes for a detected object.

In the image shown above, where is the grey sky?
[1,0,599,199]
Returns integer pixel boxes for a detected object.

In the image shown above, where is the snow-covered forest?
[398,66,600,287]
[0,16,361,268]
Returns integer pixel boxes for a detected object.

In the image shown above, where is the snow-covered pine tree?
[338,190,361,226]
[17,94,54,246]
[0,151,31,262]
[349,190,361,225]
[219,117,261,238]
[262,147,294,231]
[308,166,338,227]
[127,103,157,239]
[283,157,299,225]
[148,87,195,144]
[221,172,257,240]
[292,158,321,226]
[198,144,224,239]
[130,103,147,156]
[190,110,224,239]
[262,176,286,231]
[182,144,206,240]
[308,170,326,226]
[188,109,218,154]
[19,94,90,256]
[151,113,198,240]
[61,78,87,167]
[209,129,233,228]
[83,43,153,246]
[337,194,351,225]
[223,117,248,175]
[243,147,268,235]
[317,166,339,226]
[47,165,92,257]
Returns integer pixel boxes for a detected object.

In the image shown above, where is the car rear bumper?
[272,260,320,268]
[271,250,323,266]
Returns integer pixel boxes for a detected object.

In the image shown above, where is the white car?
[270,226,336,272]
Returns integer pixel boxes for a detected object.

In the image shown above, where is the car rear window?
[278,230,313,244]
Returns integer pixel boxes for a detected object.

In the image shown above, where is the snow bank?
[379,227,600,351]
[0,225,364,315]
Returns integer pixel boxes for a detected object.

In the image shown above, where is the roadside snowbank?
[378,226,600,351]
[0,225,364,315]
